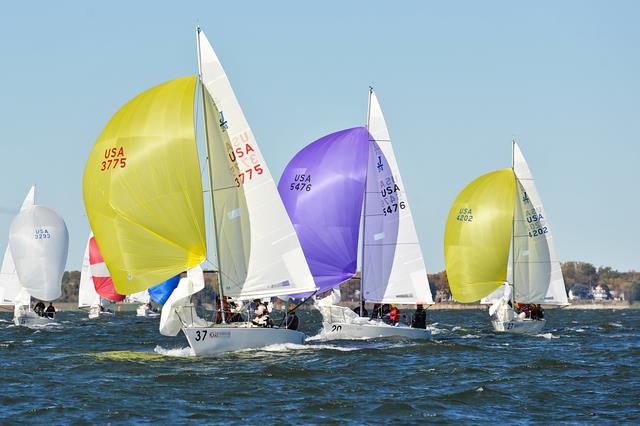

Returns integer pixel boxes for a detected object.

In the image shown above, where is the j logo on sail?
[219,110,228,130]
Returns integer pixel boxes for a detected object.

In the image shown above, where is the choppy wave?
[154,345,195,357]
[0,308,638,423]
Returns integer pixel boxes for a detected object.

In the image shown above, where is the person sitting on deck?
[215,296,231,324]
[252,299,272,327]
[530,304,544,320]
[353,301,368,317]
[45,302,56,319]
[370,303,382,319]
[33,300,45,317]
[388,305,400,325]
[412,304,427,329]
[285,305,300,331]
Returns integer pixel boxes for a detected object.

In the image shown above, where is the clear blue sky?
[0,1,638,273]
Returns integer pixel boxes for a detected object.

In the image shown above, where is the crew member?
[388,305,400,325]
[285,305,300,331]
[45,302,56,319]
[412,304,427,329]
[34,300,45,317]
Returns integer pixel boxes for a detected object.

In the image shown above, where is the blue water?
[1,309,638,424]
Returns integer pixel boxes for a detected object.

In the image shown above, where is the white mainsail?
[0,187,35,306]
[361,90,433,305]
[9,204,69,301]
[512,142,567,305]
[197,29,316,300]
[78,233,100,308]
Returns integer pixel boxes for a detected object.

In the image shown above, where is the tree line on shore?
[57,261,640,304]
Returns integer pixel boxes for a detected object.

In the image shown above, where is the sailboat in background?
[444,141,568,334]
[82,28,316,355]
[279,88,433,340]
[78,233,124,319]
[0,187,69,327]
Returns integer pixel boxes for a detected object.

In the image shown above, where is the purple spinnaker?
[278,127,370,296]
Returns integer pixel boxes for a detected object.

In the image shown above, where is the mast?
[196,27,226,324]
[360,86,373,316]
[511,139,516,308]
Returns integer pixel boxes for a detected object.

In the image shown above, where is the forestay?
[9,205,69,301]
[362,91,433,305]
[512,143,567,305]
[0,187,34,306]
[198,30,316,299]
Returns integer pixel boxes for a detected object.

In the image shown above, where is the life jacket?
[389,307,400,323]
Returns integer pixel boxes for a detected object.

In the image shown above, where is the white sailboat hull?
[182,325,305,356]
[14,310,55,327]
[87,306,114,320]
[136,305,160,318]
[491,318,546,334]
[321,321,432,340]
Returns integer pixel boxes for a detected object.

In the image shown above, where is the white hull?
[14,310,55,327]
[321,321,432,340]
[492,318,546,334]
[87,306,114,320]
[182,325,305,356]
[136,305,160,318]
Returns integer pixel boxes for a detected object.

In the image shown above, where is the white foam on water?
[536,332,559,339]
[462,334,480,339]
[241,342,360,353]
[476,387,484,392]
[154,345,195,357]
[608,322,623,328]
[24,339,33,343]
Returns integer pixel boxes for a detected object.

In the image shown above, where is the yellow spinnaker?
[82,76,206,294]
[444,169,515,302]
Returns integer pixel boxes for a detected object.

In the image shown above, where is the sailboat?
[444,141,568,334]
[279,88,434,340]
[78,233,124,319]
[1,187,69,327]
[82,28,316,355]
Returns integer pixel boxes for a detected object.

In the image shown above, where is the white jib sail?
[9,204,69,301]
[0,187,35,306]
[512,142,567,305]
[78,233,100,308]
[362,90,433,305]
[197,29,316,300]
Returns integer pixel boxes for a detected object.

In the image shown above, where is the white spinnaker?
[512,143,567,305]
[197,29,316,299]
[362,91,433,305]
[0,187,35,306]
[78,233,100,308]
[160,265,206,336]
[9,205,69,301]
